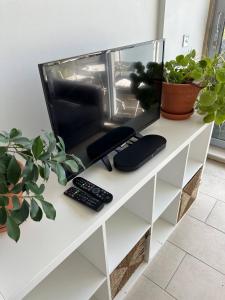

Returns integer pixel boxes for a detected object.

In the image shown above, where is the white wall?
[0,0,159,136]
[162,0,210,61]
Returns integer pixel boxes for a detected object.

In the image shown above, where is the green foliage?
[195,53,225,125]
[165,50,225,125]
[0,129,83,242]
[164,50,203,83]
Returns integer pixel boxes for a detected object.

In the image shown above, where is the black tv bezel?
[38,39,165,174]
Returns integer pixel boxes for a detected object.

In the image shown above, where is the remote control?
[64,186,104,212]
[73,177,113,203]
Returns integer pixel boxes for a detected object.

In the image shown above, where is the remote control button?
[73,177,113,203]
[92,187,101,194]
[64,186,104,212]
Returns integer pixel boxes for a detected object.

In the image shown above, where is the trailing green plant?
[195,53,225,125]
[0,128,83,242]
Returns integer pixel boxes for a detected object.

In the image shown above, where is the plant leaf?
[57,136,65,151]
[199,59,207,68]
[11,183,23,194]
[39,199,56,220]
[53,152,66,163]
[39,164,50,181]
[32,164,39,182]
[9,128,22,139]
[12,195,21,210]
[32,136,44,159]
[0,135,8,144]
[71,155,85,170]
[11,200,29,224]
[0,159,7,174]
[215,112,225,125]
[0,147,7,156]
[199,90,216,106]
[30,198,43,221]
[0,196,9,206]
[216,69,225,83]
[13,137,31,147]
[6,215,20,242]
[7,156,21,185]
[203,113,215,123]
[64,160,79,173]
[176,54,184,64]
[0,183,8,194]
[0,207,7,225]
[55,163,67,185]
[26,182,45,195]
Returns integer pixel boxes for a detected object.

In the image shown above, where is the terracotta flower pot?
[161,82,201,120]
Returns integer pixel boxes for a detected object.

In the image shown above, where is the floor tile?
[204,159,225,180]
[199,172,225,202]
[167,254,225,300]
[187,192,216,222]
[169,215,225,274]
[144,241,185,288]
[124,276,174,300]
[206,201,225,233]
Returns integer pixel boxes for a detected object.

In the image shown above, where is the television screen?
[39,39,164,170]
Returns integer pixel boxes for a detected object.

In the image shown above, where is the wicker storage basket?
[178,167,203,222]
[110,230,150,298]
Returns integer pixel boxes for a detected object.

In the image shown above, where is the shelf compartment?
[150,218,174,258]
[183,159,202,186]
[106,207,150,273]
[114,262,148,300]
[153,179,180,222]
[25,251,106,300]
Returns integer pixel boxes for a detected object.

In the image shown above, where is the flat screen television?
[39,39,164,173]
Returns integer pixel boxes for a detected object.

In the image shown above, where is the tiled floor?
[125,159,225,300]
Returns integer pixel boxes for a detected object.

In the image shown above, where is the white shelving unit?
[0,115,213,300]
[151,218,174,257]
[153,179,180,222]
[183,159,202,186]
[183,125,212,187]
[24,251,106,300]
[106,207,150,273]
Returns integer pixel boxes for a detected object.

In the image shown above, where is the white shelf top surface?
[106,207,150,273]
[24,251,106,300]
[0,114,209,300]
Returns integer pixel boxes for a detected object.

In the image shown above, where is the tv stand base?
[101,156,113,172]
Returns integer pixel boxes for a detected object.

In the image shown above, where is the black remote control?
[73,177,113,203]
[64,186,104,212]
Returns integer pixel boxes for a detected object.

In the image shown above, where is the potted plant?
[0,128,82,242]
[161,50,203,120]
[162,50,225,124]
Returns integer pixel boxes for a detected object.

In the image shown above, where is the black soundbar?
[113,135,167,171]
[87,126,135,160]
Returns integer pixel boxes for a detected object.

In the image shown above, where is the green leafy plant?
[195,53,225,125]
[164,50,225,124]
[164,50,203,83]
[0,128,83,242]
